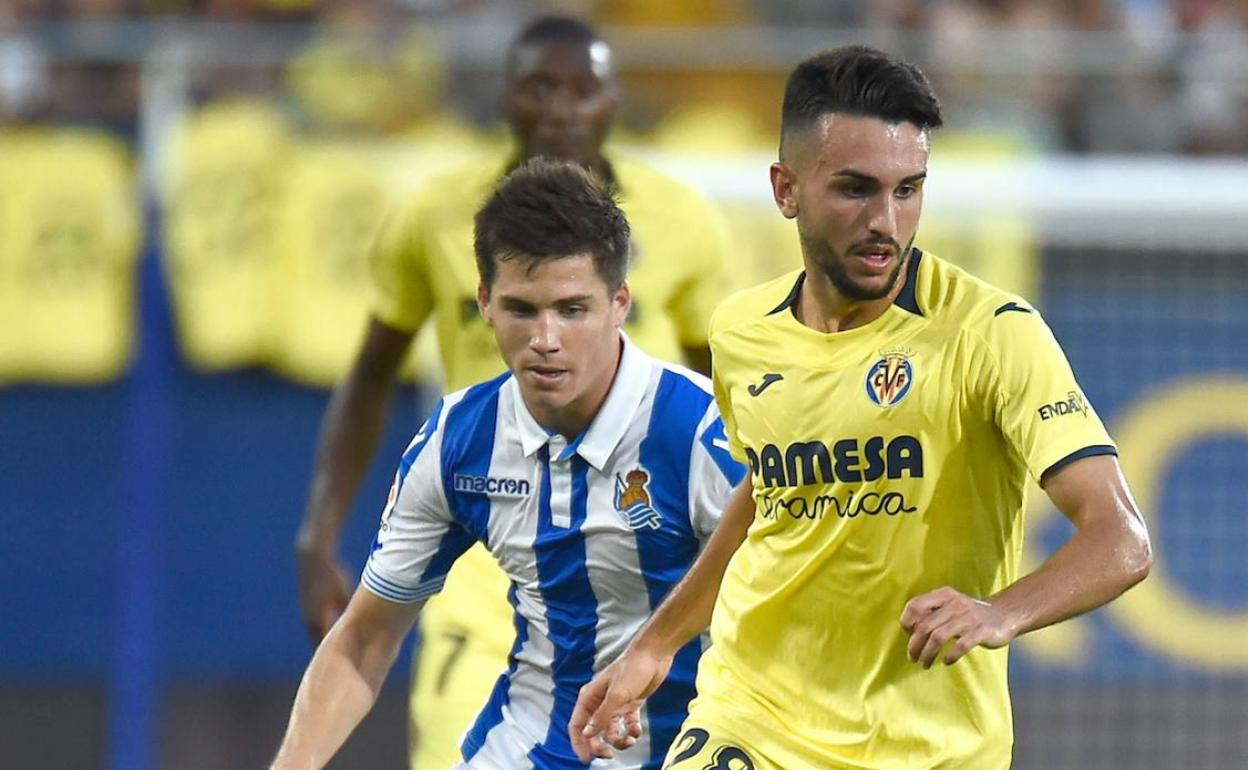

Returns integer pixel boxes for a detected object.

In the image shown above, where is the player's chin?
[844,274,897,300]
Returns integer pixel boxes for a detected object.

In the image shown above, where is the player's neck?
[796,258,910,334]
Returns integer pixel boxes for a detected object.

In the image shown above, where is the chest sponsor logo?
[453,474,532,498]
[1038,390,1087,421]
[747,435,924,522]
[614,468,663,530]
[746,435,924,488]
[865,350,913,407]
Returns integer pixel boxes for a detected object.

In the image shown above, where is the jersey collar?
[512,332,650,471]
[768,247,926,317]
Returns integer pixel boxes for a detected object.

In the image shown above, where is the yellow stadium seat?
[164,98,292,371]
[0,127,139,383]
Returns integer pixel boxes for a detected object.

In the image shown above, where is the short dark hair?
[474,159,631,291]
[780,45,943,154]
[506,15,603,76]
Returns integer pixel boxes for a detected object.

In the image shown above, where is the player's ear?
[771,161,799,220]
[611,280,631,328]
[477,281,494,327]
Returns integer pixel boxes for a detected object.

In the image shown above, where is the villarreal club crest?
[866,349,914,407]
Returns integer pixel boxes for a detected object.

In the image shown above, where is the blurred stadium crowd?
[2,0,1248,389]
[4,0,1248,152]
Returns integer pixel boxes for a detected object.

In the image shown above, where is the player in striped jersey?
[271,160,743,770]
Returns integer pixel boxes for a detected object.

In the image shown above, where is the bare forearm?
[298,373,398,550]
[633,479,753,656]
[273,588,423,769]
[995,514,1151,639]
[298,319,413,553]
[270,621,401,769]
[902,456,1150,667]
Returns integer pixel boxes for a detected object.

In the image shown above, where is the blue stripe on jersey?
[369,397,449,557]
[528,451,597,767]
[699,416,747,487]
[462,581,529,763]
[399,397,446,485]
[415,526,476,591]
[439,373,509,545]
[636,370,713,768]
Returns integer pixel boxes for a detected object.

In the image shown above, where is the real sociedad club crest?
[866,349,914,407]
[614,469,663,531]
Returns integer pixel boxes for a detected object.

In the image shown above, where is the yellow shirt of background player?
[369,152,732,392]
[699,250,1115,769]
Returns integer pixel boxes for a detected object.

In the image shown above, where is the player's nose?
[865,193,899,239]
[529,312,561,353]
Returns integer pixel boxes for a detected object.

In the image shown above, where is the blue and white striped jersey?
[363,336,745,770]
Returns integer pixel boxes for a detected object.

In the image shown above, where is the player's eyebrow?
[832,169,928,185]
[498,295,536,310]
[497,294,595,308]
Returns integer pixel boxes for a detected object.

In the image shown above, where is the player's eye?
[505,304,537,318]
[896,180,924,199]
[559,304,587,318]
[837,182,873,199]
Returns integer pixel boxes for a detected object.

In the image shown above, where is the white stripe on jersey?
[365,336,745,770]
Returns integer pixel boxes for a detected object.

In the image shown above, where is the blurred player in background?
[293,15,732,770]
[273,159,742,770]
[571,45,1153,770]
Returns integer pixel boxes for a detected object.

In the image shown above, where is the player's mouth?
[527,365,570,388]
[851,245,897,274]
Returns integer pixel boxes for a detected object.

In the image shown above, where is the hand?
[900,586,1016,668]
[569,646,674,762]
[295,545,351,644]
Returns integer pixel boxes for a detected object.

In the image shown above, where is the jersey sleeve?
[973,300,1117,482]
[368,197,435,333]
[666,194,733,348]
[688,402,747,540]
[708,318,750,466]
[361,400,476,603]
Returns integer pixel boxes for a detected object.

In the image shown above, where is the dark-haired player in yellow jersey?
[571,45,1153,770]
[293,15,731,770]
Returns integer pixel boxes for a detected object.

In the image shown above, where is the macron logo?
[453,474,532,498]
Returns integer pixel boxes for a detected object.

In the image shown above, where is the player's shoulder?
[609,151,715,211]
[917,249,1038,331]
[622,339,716,408]
[654,359,716,403]
[400,154,505,220]
[709,268,806,339]
[433,371,514,443]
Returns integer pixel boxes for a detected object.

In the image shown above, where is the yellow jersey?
[371,151,732,640]
[700,250,1116,769]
